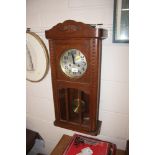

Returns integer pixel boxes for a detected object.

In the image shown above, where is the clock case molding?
[45,20,107,136]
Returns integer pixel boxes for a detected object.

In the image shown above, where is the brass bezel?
[60,49,87,78]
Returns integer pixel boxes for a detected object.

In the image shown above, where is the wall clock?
[45,20,107,135]
[26,30,49,82]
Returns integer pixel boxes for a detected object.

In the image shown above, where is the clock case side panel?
[49,40,60,121]
[89,38,102,132]
[97,39,103,121]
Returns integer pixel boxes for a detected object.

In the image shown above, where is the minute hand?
[71,53,75,64]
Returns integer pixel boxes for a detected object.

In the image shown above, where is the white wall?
[26,0,129,154]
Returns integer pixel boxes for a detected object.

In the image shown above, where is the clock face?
[60,49,87,78]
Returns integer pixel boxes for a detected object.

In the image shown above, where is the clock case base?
[54,120,102,136]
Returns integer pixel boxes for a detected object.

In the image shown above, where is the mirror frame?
[113,0,129,43]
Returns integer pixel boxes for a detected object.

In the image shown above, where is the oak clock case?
[45,20,107,135]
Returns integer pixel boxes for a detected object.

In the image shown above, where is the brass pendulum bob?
[72,99,85,113]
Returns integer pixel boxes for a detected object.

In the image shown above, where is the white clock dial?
[60,49,87,78]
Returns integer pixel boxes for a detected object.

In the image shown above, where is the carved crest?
[59,24,79,32]
[45,20,107,39]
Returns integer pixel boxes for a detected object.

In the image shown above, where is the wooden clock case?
[45,20,107,135]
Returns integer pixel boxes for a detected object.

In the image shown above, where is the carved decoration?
[59,24,80,32]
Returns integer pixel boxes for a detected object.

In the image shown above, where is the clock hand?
[71,53,75,64]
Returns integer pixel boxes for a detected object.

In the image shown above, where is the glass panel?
[59,88,67,120]
[122,0,129,9]
[68,88,80,123]
[58,88,90,126]
[81,92,90,126]
[120,10,129,40]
